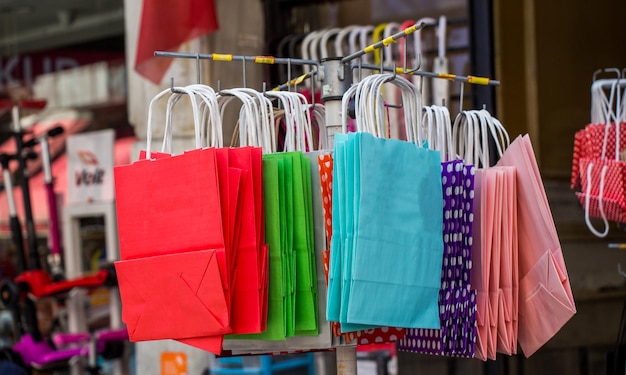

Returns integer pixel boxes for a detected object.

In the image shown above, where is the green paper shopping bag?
[282,152,318,335]
[263,153,296,337]
[224,150,333,352]
[296,154,319,335]
[229,157,286,340]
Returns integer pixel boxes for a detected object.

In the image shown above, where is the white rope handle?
[302,30,322,88]
[584,162,610,238]
[220,89,258,148]
[469,111,482,167]
[435,106,446,157]
[423,106,435,151]
[452,111,466,162]
[341,84,359,134]
[335,25,359,57]
[190,84,223,148]
[320,28,342,59]
[266,91,296,152]
[312,104,328,150]
[432,105,454,161]
[600,80,619,160]
[452,111,480,166]
[146,87,201,159]
[294,92,315,152]
[237,88,275,153]
[383,22,400,65]
[146,88,175,158]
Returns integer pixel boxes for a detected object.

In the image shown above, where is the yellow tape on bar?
[212,54,233,62]
[438,73,456,80]
[254,56,275,64]
[467,76,490,85]
[404,25,417,35]
[364,45,377,54]
[382,36,396,47]
[294,74,306,85]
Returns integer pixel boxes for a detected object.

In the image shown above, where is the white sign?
[67,129,115,204]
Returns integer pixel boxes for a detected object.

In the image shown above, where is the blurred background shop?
[0,0,625,374]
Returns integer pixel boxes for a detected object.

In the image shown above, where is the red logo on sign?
[77,150,99,165]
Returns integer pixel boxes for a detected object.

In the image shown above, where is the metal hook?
[287,58,292,92]
[170,77,186,94]
[622,67,626,79]
[403,35,408,74]
[384,62,397,83]
[593,67,621,82]
[404,53,423,75]
[384,64,403,109]
[459,81,465,113]
[196,53,201,84]
[217,80,222,95]
[311,70,317,107]
[242,59,247,88]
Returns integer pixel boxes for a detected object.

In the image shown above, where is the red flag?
[135,0,219,84]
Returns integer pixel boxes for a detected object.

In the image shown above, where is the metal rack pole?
[319,57,356,375]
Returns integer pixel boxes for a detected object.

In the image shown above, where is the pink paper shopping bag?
[497,135,576,357]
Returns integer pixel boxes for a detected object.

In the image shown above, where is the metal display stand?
[152,21,500,375]
[62,201,123,375]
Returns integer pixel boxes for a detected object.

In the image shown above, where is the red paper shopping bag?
[251,147,269,331]
[228,147,265,334]
[180,179,243,357]
[187,147,266,352]
[114,148,230,345]
[116,148,225,260]
[115,249,230,341]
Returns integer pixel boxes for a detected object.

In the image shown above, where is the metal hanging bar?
[350,63,500,86]
[340,21,426,65]
[271,71,317,91]
[154,51,320,69]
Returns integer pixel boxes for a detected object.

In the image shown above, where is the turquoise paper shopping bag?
[338,133,381,332]
[347,132,444,329]
[326,134,348,323]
